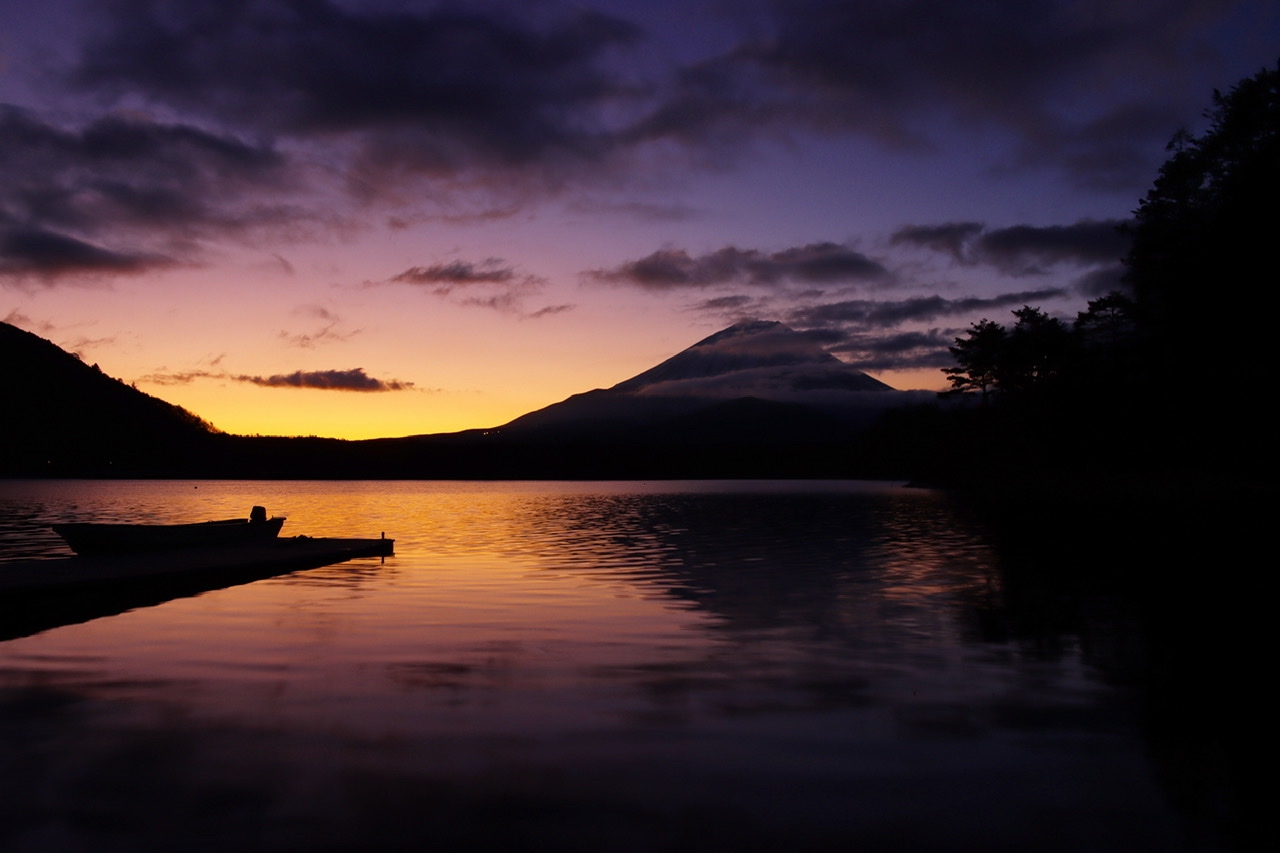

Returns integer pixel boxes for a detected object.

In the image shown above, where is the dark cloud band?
[790,289,1069,328]
[0,226,168,278]
[74,0,639,169]
[890,219,1130,273]
[234,368,413,392]
[590,243,888,289]
[0,105,290,282]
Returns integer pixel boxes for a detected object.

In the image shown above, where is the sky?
[2,0,1276,439]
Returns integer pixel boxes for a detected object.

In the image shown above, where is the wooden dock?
[0,536,394,641]
[0,535,394,593]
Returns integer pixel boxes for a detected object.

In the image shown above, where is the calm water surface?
[0,480,1213,850]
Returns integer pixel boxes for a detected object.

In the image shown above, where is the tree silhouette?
[1119,61,1277,465]
[943,318,1006,401]
[925,66,1277,481]
[1125,61,1278,396]
[1074,291,1140,389]
[943,307,1071,402]
[999,306,1071,397]
[1075,291,1137,349]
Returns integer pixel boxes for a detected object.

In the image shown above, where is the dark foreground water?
[0,480,1250,851]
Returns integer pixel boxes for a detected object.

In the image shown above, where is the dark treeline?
[861,62,1277,490]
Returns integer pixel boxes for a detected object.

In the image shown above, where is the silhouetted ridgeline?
[0,321,220,476]
[0,315,1214,483]
[1,320,924,479]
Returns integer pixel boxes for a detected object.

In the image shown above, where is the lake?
[0,479,1243,851]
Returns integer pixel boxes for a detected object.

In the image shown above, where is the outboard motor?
[250,506,267,524]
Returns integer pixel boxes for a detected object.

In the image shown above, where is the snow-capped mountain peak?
[612,320,888,394]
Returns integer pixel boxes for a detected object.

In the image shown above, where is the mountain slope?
[0,321,219,474]
[613,320,890,393]
[2,319,932,478]
[495,320,918,441]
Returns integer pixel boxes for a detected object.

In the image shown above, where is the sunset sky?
[3,0,1276,439]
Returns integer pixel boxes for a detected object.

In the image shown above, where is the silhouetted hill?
[612,320,891,393]
[657,396,855,445]
[478,320,928,444]
[2,319,933,479]
[355,321,938,478]
[0,322,219,475]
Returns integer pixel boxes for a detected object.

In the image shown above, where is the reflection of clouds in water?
[869,492,998,600]
[0,481,1197,851]
[483,485,1024,728]
[495,486,1001,645]
[586,658,877,726]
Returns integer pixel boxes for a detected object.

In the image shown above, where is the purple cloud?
[790,289,1069,328]
[382,257,559,317]
[0,226,171,280]
[590,243,888,289]
[234,368,414,392]
[890,220,1130,274]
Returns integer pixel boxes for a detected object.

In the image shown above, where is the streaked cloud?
[1,0,1257,295]
[391,260,522,289]
[73,0,640,179]
[973,221,1130,274]
[136,369,224,386]
[890,219,1130,274]
[381,257,559,318]
[234,368,414,392]
[889,223,985,261]
[0,225,172,281]
[648,0,1256,190]
[525,303,575,320]
[589,243,888,289]
[827,330,959,371]
[0,105,294,284]
[139,366,413,392]
[2,309,52,333]
[790,289,1069,329]
[278,324,360,349]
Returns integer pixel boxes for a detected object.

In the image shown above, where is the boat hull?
[53,517,286,556]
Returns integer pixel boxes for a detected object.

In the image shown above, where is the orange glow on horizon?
[143,379,570,440]
[871,368,948,395]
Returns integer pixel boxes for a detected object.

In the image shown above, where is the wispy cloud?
[890,220,1130,273]
[382,257,561,317]
[588,243,888,289]
[972,221,1131,274]
[233,368,414,392]
[692,294,758,312]
[827,330,959,371]
[790,289,1069,329]
[391,259,522,289]
[2,0,1261,293]
[279,306,360,349]
[140,365,413,391]
[137,369,224,386]
[73,0,640,181]
[640,0,1250,190]
[2,309,55,334]
[889,223,985,261]
[0,105,294,284]
[524,303,575,320]
[0,225,172,281]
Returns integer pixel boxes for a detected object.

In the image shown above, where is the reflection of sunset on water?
[867,491,1001,603]
[0,480,1209,849]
